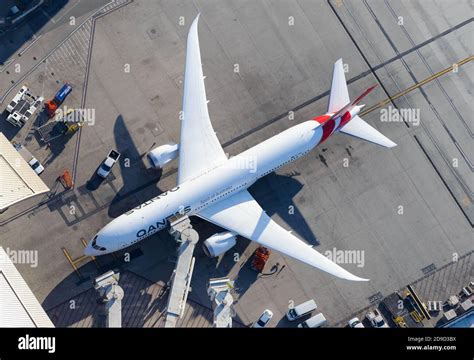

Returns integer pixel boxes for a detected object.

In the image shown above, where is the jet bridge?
[207,278,236,328]
[164,215,199,328]
[94,271,124,328]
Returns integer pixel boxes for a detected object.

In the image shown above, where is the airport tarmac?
[0,0,472,327]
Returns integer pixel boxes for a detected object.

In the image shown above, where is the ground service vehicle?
[37,109,83,143]
[45,83,72,118]
[366,309,389,328]
[298,313,327,328]
[97,150,120,178]
[286,299,317,321]
[6,86,43,127]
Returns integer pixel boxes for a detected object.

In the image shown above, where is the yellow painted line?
[63,238,100,277]
[74,255,89,263]
[62,247,81,277]
[81,237,99,268]
[360,55,474,117]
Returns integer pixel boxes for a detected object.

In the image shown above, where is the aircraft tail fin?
[327,59,350,114]
[327,59,377,120]
[326,58,396,148]
[339,115,397,148]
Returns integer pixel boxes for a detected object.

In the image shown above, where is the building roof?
[0,247,54,327]
[0,132,49,211]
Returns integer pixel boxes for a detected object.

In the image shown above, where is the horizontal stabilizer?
[339,115,397,148]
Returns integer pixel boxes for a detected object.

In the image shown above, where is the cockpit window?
[91,235,106,251]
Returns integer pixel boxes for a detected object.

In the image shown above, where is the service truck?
[45,83,72,118]
[97,150,120,178]
[366,309,389,328]
[5,86,43,127]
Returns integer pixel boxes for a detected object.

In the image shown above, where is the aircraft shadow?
[85,164,106,191]
[45,115,163,226]
[108,115,163,218]
[249,172,319,246]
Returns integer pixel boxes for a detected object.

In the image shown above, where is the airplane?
[84,14,396,282]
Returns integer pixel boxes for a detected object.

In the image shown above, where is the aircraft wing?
[197,190,369,281]
[178,15,228,184]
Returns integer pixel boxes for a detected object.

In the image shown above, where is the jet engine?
[146,143,179,169]
[203,232,237,257]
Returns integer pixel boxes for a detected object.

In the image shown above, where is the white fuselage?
[85,120,325,255]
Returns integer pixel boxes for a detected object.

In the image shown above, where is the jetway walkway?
[164,215,199,328]
[94,271,124,328]
[207,278,235,328]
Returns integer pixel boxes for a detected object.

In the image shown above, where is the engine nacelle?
[203,231,237,258]
[147,143,179,169]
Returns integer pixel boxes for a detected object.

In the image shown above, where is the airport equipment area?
[5,86,43,127]
[0,0,472,329]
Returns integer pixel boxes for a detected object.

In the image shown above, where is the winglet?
[189,13,200,36]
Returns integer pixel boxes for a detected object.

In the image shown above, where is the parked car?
[14,143,44,175]
[348,317,364,328]
[252,309,273,328]
[366,310,388,328]
[28,157,44,175]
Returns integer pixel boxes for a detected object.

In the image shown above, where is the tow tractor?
[5,86,43,127]
[251,247,271,272]
[36,109,83,143]
[45,83,72,118]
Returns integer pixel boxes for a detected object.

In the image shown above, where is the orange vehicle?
[251,247,271,272]
[46,83,72,118]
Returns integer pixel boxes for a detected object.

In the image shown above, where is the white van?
[286,299,317,321]
[298,313,327,328]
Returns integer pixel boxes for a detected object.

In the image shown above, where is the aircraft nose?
[84,234,103,256]
[84,240,95,256]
